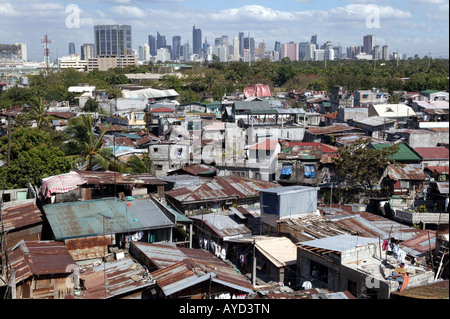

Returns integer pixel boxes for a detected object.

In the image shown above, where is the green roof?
[420,90,439,94]
[371,143,423,162]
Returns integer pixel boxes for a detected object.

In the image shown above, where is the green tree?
[82,97,100,112]
[333,138,399,194]
[63,114,113,171]
[0,127,72,188]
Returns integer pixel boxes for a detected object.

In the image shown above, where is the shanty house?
[164,176,281,214]
[0,203,43,248]
[276,141,338,186]
[381,163,429,196]
[42,197,175,261]
[260,186,320,234]
[1,240,77,299]
[129,241,254,299]
[296,234,434,299]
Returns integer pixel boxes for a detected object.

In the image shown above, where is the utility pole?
[428,50,431,67]
[252,238,257,286]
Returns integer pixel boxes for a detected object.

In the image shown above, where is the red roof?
[151,107,175,113]
[425,166,449,174]
[247,139,279,151]
[414,147,449,160]
[284,142,338,154]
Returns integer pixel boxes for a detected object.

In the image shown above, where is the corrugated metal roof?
[76,256,154,299]
[132,242,254,296]
[371,143,423,162]
[414,147,449,160]
[75,170,166,185]
[43,198,174,240]
[165,176,281,204]
[306,124,365,135]
[298,234,379,253]
[4,240,75,284]
[190,211,253,239]
[1,202,42,232]
[386,164,428,181]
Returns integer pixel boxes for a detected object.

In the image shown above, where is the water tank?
[21,76,29,86]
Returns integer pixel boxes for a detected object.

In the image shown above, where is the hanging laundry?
[382,240,388,251]
[220,247,226,260]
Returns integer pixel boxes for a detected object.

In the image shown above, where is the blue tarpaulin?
[304,165,316,178]
[281,165,292,175]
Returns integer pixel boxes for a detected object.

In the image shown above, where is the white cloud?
[109,5,147,18]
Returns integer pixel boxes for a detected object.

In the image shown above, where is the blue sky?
[1,0,448,61]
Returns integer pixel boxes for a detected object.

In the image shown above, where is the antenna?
[41,35,51,75]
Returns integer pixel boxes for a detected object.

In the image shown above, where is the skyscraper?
[172,36,181,61]
[281,42,299,61]
[363,35,376,56]
[80,44,94,60]
[382,44,390,60]
[311,34,318,49]
[69,42,76,55]
[157,32,166,50]
[94,24,132,57]
[148,35,156,56]
[233,37,240,61]
[239,32,245,58]
[193,25,202,57]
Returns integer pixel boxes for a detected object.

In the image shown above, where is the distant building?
[363,34,375,56]
[69,42,75,55]
[58,54,87,70]
[281,42,299,61]
[192,25,202,58]
[80,44,95,60]
[148,34,156,56]
[87,54,137,72]
[0,43,27,63]
[94,24,132,57]
[382,44,390,60]
[172,36,181,61]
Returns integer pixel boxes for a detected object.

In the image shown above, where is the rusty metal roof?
[132,242,254,296]
[306,124,365,136]
[1,202,43,232]
[75,170,166,185]
[75,256,154,299]
[3,240,75,284]
[165,176,281,204]
[190,211,253,240]
[414,147,449,160]
[386,164,428,181]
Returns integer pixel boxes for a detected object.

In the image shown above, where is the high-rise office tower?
[243,36,255,60]
[382,44,390,60]
[157,32,166,50]
[172,36,181,60]
[80,44,94,60]
[193,25,202,57]
[233,37,240,61]
[274,41,281,59]
[148,35,156,56]
[94,24,132,57]
[281,42,299,61]
[239,32,245,58]
[203,38,210,58]
[311,34,318,49]
[299,42,308,60]
[69,42,76,55]
[363,35,375,56]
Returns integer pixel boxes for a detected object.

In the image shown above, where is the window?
[304,164,316,178]
[310,260,328,284]
[153,147,158,153]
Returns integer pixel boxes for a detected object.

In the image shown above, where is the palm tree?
[27,96,53,129]
[63,114,113,171]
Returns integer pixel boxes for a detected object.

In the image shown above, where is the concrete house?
[354,90,389,107]
[296,234,434,299]
[276,141,338,186]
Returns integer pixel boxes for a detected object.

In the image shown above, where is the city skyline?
[0,0,448,61]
